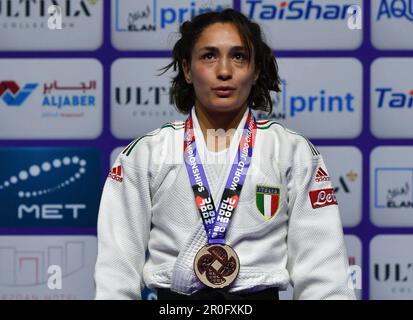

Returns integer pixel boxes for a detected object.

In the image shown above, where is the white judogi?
[94,106,356,300]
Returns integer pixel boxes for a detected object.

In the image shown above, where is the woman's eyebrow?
[199,46,247,52]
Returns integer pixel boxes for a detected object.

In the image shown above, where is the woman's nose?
[216,58,232,80]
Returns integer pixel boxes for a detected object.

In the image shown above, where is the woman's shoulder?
[255,118,320,161]
[255,118,302,143]
[118,120,185,168]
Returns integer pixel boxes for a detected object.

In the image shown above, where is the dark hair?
[158,8,281,115]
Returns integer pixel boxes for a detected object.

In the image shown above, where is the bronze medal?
[194,244,240,288]
[185,109,257,289]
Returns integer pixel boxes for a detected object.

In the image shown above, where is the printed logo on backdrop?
[115,0,230,32]
[115,84,175,118]
[376,87,413,110]
[371,59,413,138]
[0,0,103,50]
[334,170,358,195]
[250,58,362,139]
[111,58,186,139]
[258,79,356,121]
[112,0,233,50]
[42,80,97,118]
[376,0,413,22]
[0,59,102,139]
[370,235,413,299]
[0,0,97,29]
[373,80,413,138]
[372,1,413,49]
[241,0,363,50]
[374,168,413,209]
[0,148,100,228]
[374,262,413,296]
[0,79,99,128]
[245,0,359,21]
[370,147,413,227]
[0,81,38,107]
[0,236,97,300]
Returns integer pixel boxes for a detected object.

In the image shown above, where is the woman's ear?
[182,59,192,84]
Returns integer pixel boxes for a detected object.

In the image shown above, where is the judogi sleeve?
[94,154,151,300]
[286,136,356,300]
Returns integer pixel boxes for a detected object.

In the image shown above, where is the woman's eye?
[234,53,246,61]
[202,53,246,61]
[203,53,215,60]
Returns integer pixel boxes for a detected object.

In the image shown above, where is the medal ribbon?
[183,107,257,245]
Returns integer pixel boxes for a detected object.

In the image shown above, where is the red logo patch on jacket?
[314,167,330,182]
[108,165,123,182]
[309,188,338,209]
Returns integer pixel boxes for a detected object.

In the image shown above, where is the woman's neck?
[194,105,248,152]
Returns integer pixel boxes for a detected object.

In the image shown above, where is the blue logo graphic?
[115,0,228,32]
[376,0,413,22]
[0,81,38,107]
[0,148,101,227]
[376,88,413,109]
[246,0,355,21]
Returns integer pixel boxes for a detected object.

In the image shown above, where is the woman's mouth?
[213,87,235,98]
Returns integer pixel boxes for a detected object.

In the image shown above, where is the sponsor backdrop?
[0,0,412,300]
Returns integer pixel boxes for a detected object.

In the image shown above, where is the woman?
[95,9,355,300]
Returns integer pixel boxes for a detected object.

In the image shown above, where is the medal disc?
[194,244,240,289]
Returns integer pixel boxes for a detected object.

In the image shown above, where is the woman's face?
[182,22,259,114]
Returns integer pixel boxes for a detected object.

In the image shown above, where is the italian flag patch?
[256,185,280,220]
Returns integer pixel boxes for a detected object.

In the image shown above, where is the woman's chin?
[206,103,245,113]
